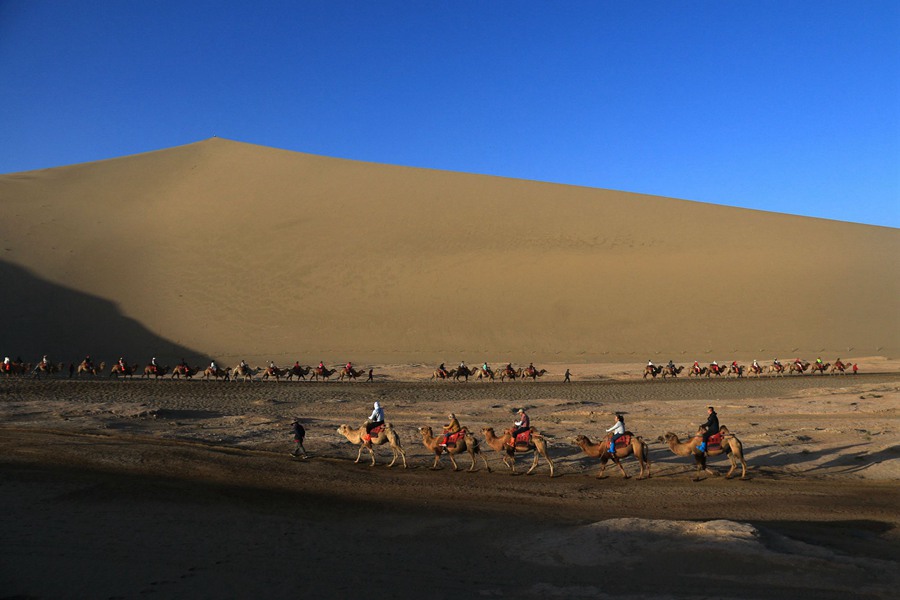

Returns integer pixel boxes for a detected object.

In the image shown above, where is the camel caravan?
[3,354,860,382]
[329,404,755,482]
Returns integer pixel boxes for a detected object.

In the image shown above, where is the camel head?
[573,434,591,446]
[660,432,679,444]
[337,424,353,437]
[418,426,434,437]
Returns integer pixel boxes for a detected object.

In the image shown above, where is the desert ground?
[2,360,898,599]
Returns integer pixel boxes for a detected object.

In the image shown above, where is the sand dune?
[1,138,897,364]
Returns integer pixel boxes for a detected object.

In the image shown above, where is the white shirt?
[369,406,384,422]
[606,421,625,435]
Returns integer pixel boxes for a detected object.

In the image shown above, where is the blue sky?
[1,1,898,227]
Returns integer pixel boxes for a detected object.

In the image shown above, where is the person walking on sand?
[366,368,373,382]
[290,418,307,458]
[564,368,571,382]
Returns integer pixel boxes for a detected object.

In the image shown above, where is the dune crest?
[1,138,897,363]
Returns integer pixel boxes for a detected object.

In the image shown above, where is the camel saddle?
[507,429,532,448]
[705,431,724,450]
[441,430,465,447]
[613,434,632,449]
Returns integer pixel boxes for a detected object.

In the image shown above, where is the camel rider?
[3,356,9,372]
[693,360,700,374]
[482,362,491,375]
[816,357,823,368]
[773,358,782,370]
[438,363,447,377]
[606,414,625,455]
[527,362,535,376]
[752,359,760,372]
[346,361,353,372]
[459,361,466,370]
[698,406,719,453]
[647,359,655,369]
[180,357,188,368]
[118,357,126,371]
[318,361,325,372]
[269,360,276,370]
[441,413,461,446]
[365,401,384,436]
[667,359,675,371]
[731,360,738,373]
[210,360,218,372]
[506,363,513,376]
[294,360,301,369]
[41,355,50,367]
[84,355,93,368]
[711,360,719,373]
[151,357,158,373]
[511,408,530,439]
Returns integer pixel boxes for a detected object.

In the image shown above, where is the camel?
[705,364,725,377]
[338,366,365,381]
[202,366,231,381]
[746,363,764,377]
[232,365,261,382]
[474,367,495,381]
[789,361,810,375]
[76,360,105,377]
[2,361,29,377]
[109,363,138,378]
[661,365,684,378]
[453,366,476,381]
[430,368,457,380]
[830,360,849,374]
[687,366,707,377]
[32,361,60,377]
[481,426,554,477]
[285,364,312,380]
[262,366,288,381]
[658,426,748,481]
[498,366,520,381]
[521,367,548,381]
[311,366,337,381]
[418,426,490,472]
[809,362,831,375]
[725,364,745,378]
[142,364,170,379]
[573,433,650,479]
[336,423,407,468]
[643,365,662,378]
[766,363,786,376]
[171,364,200,379]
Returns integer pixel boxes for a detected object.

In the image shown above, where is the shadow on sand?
[0,259,208,365]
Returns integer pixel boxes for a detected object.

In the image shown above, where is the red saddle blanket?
[705,431,724,449]
[442,431,465,446]
[507,430,532,447]
[613,434,632,448]
[369,424,385,436]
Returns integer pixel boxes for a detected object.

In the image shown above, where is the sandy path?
[1,373,898,599]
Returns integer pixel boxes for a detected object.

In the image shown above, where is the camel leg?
[466,449,478,472]
[430,453,442,470]
[614,454,630,479]
[448,452,460,471]
[597,456,608,478]
[354,445,365,464]
[394,446,408,469]
[545,451,555,477]
[525,451,540,475]
[478,453,491,473]
[503,453,516,474]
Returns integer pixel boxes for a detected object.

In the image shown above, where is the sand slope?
[0,138,897,364]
